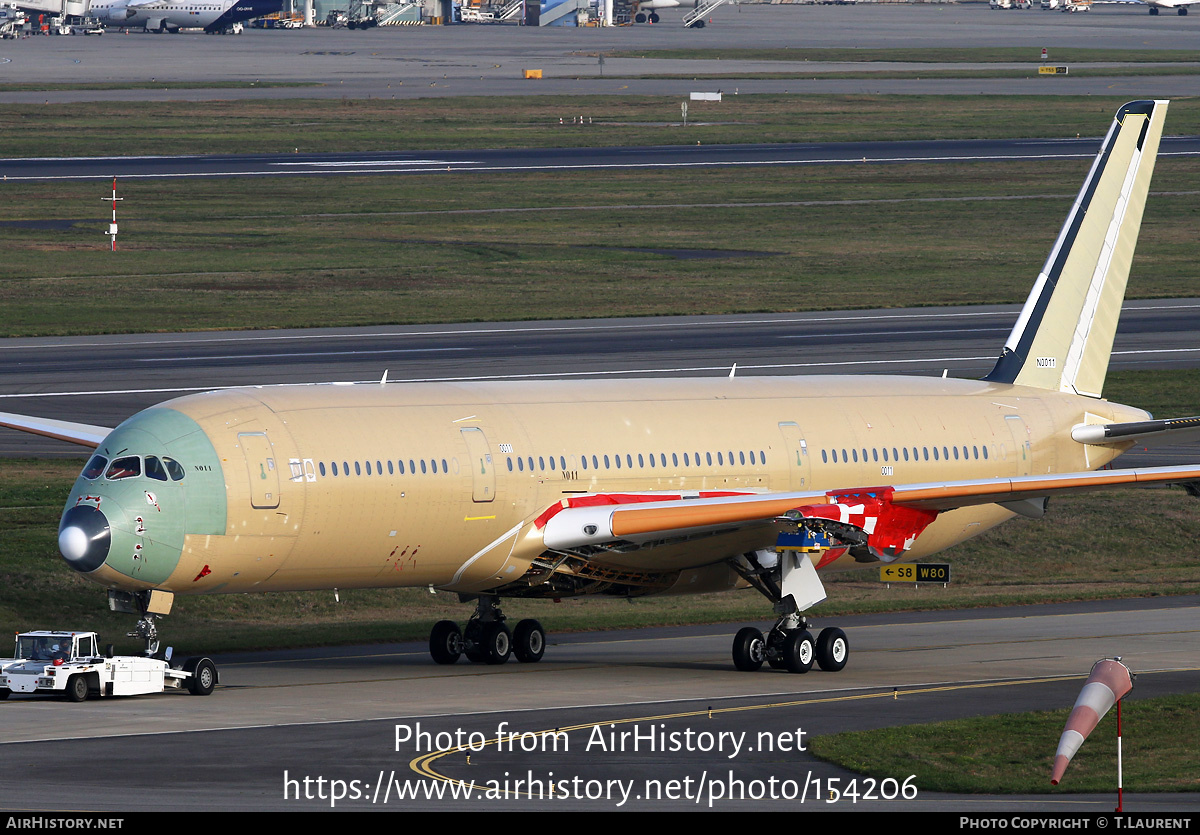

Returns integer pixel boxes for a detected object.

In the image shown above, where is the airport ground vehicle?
[0,631,216,701]
[0,4,27,37]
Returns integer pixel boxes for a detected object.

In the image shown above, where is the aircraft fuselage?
[62,374,1143,600]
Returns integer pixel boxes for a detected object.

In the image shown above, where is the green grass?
[609,66,1200,81]
[2,155,1199,337]
[602,48,1200,64]
[2,95,1200,158]
[0,81,321,92]
[810,693,1200,794]
[2,367,1197,655]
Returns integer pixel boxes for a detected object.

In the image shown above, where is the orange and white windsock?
[1050,658,1134,785]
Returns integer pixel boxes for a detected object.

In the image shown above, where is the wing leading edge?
[0,412,111,449]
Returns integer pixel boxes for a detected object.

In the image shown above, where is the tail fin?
[984,99,1168,397]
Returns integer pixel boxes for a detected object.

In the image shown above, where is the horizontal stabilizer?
[1072,415,1200,448]
[0,412,110,449]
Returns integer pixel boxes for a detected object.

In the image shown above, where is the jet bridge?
[13,0,87,15]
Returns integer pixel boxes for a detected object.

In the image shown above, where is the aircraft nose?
[58,504,111,573]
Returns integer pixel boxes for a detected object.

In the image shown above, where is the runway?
[3,299,1198,458]
[5,135,1200,181]
[1,595,1197,810]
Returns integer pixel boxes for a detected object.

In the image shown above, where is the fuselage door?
[239,431,280,509]
[778,421,812,490]
[1004,415,1032,477]
[460,427,496,503]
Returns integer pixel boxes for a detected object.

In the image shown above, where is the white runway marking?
[4,347,1200,399]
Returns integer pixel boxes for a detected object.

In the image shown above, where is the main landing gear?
[727,547,851,674]
[733,619,848,674]
[428,595,545,666]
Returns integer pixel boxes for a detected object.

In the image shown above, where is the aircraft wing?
[540,463,1200,553]
[0,412,111,449]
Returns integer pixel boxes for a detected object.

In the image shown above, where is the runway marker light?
[102,177,122,252]
[893,687,898,700]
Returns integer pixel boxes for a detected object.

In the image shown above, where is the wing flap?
[540,464,1200,551]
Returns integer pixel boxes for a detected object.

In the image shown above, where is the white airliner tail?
[983,99,1168,397]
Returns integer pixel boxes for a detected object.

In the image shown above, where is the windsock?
[1050,658,1133,785]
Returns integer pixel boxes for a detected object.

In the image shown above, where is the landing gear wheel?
[483,623,512,665]
[782,630,814,674]
[463,621,487,663]
[731,627,765,671]
[66,674,89,702]
[634,11,646,21]
[648,11,660,22]
[513,619,545,663]
[185,657,217,695]
[429,620,464,665]
[815,627,849,672]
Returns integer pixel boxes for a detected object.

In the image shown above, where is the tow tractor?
[0,631,217,702]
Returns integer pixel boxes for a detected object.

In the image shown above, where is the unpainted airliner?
[2,100,1197,677]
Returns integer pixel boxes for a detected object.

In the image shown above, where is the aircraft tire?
[649,12,660,22]
[634,12,646,21]
[186,658,217,695]
[483,623,512,665]
[732,627,765,671]
[66,674,89,702]
[513,619,545,663]
[429,620,464,664]
[815,627,849,672]
[782,630,814,674]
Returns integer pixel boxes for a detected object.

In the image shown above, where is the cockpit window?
[163,457,185,481]
[145,456,168,481]
[105,456,141,480]
[82,455,108,480]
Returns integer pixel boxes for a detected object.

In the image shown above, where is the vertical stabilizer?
[984,100,1167,397]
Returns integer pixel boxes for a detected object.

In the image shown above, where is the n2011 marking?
[1036,357,1056,368]
[881,466,893,476]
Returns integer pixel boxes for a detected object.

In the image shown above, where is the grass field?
[602,48,1200,64]
[2,95,1199,157]
[2,154,1198,337]
[810,692,1200,794]
[3,95,1198,338]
